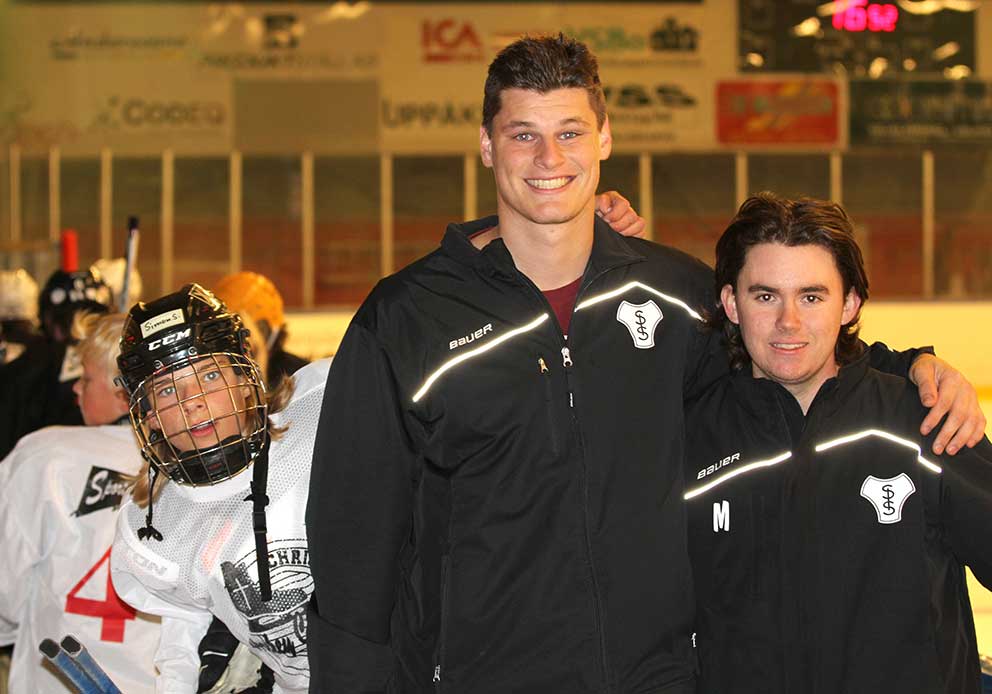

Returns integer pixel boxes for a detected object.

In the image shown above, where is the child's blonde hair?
[72,311,127,388]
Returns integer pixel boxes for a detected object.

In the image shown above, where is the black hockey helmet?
[39,269,113,341]
[117,283,267,487]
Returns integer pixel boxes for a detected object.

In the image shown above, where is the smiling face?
[480,87,612,230]
[721,242,861,412]
[147,355,250,454]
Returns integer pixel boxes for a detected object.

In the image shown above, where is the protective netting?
[129,352,267,486]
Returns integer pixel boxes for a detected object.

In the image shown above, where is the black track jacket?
[307,216,719,694]
[684,352,992,694]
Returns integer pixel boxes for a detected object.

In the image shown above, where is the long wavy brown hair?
[711,192,870,371]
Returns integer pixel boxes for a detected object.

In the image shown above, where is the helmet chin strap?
[244,433,272,602]
[173,433,253,486]
[138,466,163,542]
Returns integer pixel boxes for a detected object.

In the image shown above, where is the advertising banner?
[1,4,381,154]
[717,78,842,148]
[850,79,992,146]
[377,3,734,152]
[3,3,738,154]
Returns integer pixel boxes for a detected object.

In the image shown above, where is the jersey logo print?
[222,538,311,671]
[697,452,741,480]
[449,323,493,350]
[616,300,663,349]
[860,473,916,524]
[73,466,130,517]
[713,501,730,531]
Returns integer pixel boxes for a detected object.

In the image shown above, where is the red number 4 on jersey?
[65,547,137,642]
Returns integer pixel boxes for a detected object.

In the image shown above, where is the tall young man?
[306,35,980,693]
[307,34,712,694]
[684,193,992,693]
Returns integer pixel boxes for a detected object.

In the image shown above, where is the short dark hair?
[482,34,607,135]
[712,192,870,371]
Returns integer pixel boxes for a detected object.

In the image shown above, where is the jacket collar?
[440,214,645,283]
[730,346,872,424]
[586,214,646,278]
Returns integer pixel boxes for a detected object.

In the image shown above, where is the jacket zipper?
[515,264,627,694]
[539,357,561,457]
[559,344,611,692]
[562,265,622,692]
[433,554,452,690]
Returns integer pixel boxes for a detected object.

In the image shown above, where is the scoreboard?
[738,0,976,75]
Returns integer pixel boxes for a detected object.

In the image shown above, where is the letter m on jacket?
[713,500,730,532]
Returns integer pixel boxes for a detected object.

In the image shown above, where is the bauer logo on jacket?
[616,300,663,349]
[73,465,130,517]
[860,473,916,524]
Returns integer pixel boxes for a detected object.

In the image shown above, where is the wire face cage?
[129,351,267,486]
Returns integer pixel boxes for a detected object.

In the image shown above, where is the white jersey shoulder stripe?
[412,314,549,403]
[684,451,792,500]
[575,281,704,321]
[813,428,942,474]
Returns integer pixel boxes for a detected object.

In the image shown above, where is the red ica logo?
[422,19,483,63]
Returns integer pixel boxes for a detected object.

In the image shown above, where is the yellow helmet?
[213,272,285,339]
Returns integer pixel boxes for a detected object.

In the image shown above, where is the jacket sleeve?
[683,319,729,401]
[866,341,934,377]
[306,320,417,693]
[678,262,729,401]
[683,338,931,402]
[933,435,992,589]
[110,512,212,692]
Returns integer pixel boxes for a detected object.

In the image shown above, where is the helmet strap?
[244,432,272,602]
[138,466,164,542]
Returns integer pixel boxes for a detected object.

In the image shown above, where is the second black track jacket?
[684,352,992,694]
[307,216,720,694]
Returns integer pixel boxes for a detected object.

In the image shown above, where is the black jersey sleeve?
[933,435,992,589]
[866,340,935,378]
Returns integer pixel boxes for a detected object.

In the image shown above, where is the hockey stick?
[38,638,102,694]
[61,635,123,694]
[119,216,140,313]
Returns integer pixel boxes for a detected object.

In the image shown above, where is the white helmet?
[0,269,40,323]
[91,257,143,309]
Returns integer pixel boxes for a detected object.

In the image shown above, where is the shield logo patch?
[860,473,916,524]
[616,300,663,349]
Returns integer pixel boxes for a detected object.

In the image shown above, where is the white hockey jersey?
[0,424,161,694]
[111,359,330,694]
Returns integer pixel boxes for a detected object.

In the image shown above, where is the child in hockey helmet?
[117,283,267,487]
[117,284,280,602]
